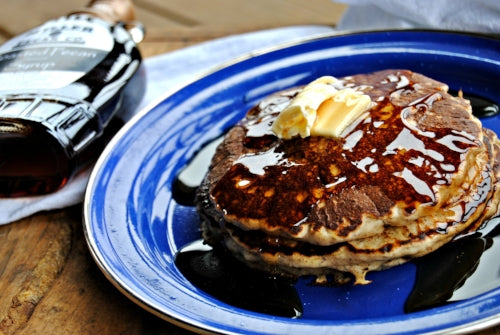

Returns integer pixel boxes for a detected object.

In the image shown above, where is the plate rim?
[120,28,500,138]
[83,29,500,335]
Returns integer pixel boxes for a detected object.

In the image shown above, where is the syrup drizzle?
[451,91,500,118]
[175,240,303,318]
[211,72,486,232]
[173,142,499,318]
[172,75,499,318]
[405,232,493,312]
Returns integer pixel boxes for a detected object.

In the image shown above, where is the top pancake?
[203,69,499,247]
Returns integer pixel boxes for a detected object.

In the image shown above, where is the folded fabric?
[336,0,500,33]
[0,25,335,225]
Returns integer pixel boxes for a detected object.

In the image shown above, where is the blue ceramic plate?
[84,30,500,334]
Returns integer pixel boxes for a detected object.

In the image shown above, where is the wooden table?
[0,1,498,334]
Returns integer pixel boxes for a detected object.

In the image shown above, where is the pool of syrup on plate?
[172,93,500,318]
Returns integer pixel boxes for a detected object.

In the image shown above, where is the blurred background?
[0,0,348,57]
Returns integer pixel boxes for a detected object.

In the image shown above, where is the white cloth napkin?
[0,25,335,225]
[336,0,500,33]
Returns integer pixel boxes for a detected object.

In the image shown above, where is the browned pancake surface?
[196,69,500,283]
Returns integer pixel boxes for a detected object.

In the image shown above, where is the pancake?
[195,69,500,284]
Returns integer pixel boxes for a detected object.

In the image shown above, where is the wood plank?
[12,206,186,335]
[0,0,181,43]
[0,0,347,54]
[137,25,305,58]
[0,0,347,38]
[135,0,346,28]
[135,0,346,58]
[2,1,499,335]
[0,210,72,334]
[0,0,88,37]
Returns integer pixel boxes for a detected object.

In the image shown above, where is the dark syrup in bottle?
[0,0,143,196]
[172,96,500,318]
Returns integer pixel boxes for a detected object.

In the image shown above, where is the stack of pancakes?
[195,69,500,284]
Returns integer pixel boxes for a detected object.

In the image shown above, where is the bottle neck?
[72,0,136,24]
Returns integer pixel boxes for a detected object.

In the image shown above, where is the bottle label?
[0,15,113,91]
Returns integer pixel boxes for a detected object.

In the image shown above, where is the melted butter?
[343,130,364,151]
[436,131,478,153]
[384,128,444,161]
[352,157,377,173]
[393,168,436,202]
[270,76,373,139]
[235,147,296,176]
[244,114,275,138]
[382,73,410,89]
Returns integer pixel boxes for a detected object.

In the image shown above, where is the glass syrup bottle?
[0,0,144,196]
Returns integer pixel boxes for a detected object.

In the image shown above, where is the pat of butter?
[271,76,373,139]
[311,88,373,138]
[271,76,338,139]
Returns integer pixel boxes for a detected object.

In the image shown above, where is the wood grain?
[0,0,499,334]
[0,210,72,334]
